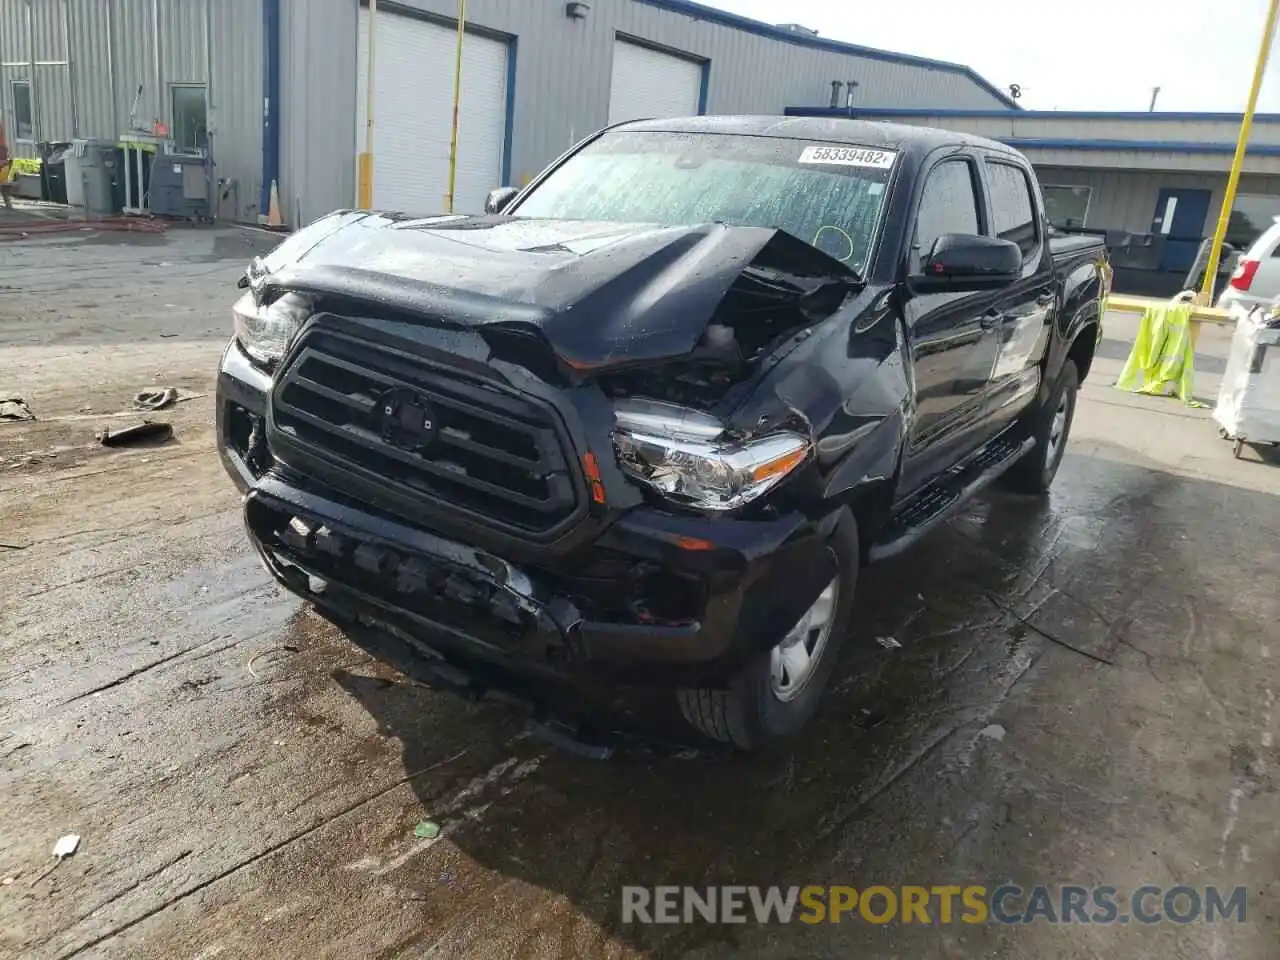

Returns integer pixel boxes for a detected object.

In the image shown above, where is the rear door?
[979,156,1055,436]
[1152,187,1211,274]
[899,153,1004,495]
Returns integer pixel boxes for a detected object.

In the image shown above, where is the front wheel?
[1004,360,1079,494]
[677,513,859,750]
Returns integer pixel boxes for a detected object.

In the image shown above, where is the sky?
[704,0,1280,113]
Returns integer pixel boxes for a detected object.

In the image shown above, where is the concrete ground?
[1,225,1277,959]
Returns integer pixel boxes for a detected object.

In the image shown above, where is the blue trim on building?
[784,105,1280,124]
[260,0,281,219]
[697,59,710,115]
[502,37,517,184]
[636,0,1019,110]
[781,106,1280,156]
[1000,137,1280,156]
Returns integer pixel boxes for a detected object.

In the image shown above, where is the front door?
[899,155,1002,496]
[1153,187,1211,274]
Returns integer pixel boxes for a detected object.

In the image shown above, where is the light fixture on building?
[566,1,590,18]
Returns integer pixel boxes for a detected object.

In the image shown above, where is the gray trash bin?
[65,141,87,208]
[66,139,120,216]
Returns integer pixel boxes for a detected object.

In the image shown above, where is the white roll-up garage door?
[356,10,508,215]
[607,39,702,125]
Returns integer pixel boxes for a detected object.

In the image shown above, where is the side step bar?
[869,434,1035,563]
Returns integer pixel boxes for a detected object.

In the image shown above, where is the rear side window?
[914,160,980,259]
[986,161,1039,258]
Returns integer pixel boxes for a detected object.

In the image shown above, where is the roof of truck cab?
[615,115,1021,160]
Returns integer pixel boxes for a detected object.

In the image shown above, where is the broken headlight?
[232,291,312,366]
[612,398,809,512]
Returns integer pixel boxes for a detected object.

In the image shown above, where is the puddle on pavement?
[277,455,1152,943]
[23,445,1274,959]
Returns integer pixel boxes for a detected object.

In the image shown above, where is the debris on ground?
[246,644,301,679]
[876,636,902,650]
[853,708,887,730]
[414,821,441,840]
[978,724,1007,742]
[0,397,35,422]
[31,834,81,886]
[98,421,174,447]
[132,387,179,411]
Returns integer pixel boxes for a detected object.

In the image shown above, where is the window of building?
[170,85,208,151]
[10,80,33,140]
[914,159,981,261]
[1042,184,1091,229]
[986,160,1039,258]
[1226,193,1280,250]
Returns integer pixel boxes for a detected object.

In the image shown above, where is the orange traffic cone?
[267,179,284,227]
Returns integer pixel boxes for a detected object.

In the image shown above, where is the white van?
[1218,217,1280,310]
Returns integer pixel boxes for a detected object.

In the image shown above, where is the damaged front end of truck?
[217,211,908,717]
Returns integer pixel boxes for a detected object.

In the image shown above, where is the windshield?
[512,131,896,273]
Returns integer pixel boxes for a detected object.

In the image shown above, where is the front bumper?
[217,340,837,687]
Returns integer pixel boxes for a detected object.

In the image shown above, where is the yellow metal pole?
[1199,0,1280,305]
[445,0,467,213]
[357,0,378,208]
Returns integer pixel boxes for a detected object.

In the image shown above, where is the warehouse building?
[0,0,262,220]
[2,0,1276,294]
[288,0,1016,222]
[0,0,1013,223]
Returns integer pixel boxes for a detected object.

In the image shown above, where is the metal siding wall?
[1029,165,1244,236]
[0,0,262,219]
[1,0,72,151]
[279,0,1012,225]
[108,0,157,130]
[1,0,31,62]
[1,1,29,156]
[67,0,116,138]
[280,0,357,226]
[209,0,263,222]
[158,0,207,87]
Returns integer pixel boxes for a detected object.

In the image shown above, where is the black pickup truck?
[217,117,1108,750]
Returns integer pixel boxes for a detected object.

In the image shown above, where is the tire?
[677,513,859,751]
[1004,360,1079,494]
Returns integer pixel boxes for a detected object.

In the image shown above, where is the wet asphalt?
[1,224,1278,959]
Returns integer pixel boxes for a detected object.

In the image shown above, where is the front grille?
[271,329,583,537]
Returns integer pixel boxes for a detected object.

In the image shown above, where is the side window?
[987,161,1039,258]
[914,160,980,261]
[10,80,34,140]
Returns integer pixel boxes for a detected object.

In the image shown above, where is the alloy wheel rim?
[770,576,840,702]
[1046,392,1071,465]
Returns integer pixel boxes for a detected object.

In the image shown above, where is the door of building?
[607,40,702,125]
[1152,187,1211,274]
[356,9,509,215]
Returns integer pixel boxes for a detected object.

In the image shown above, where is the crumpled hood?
[254,210,855,371]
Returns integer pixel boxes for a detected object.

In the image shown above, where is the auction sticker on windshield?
[798,145,897,169]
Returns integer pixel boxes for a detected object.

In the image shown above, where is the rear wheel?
[1004,360,1079,494]
[677,514,859,750]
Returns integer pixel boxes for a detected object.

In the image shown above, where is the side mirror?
[910,233,1021,292]
[484,186,519,215]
